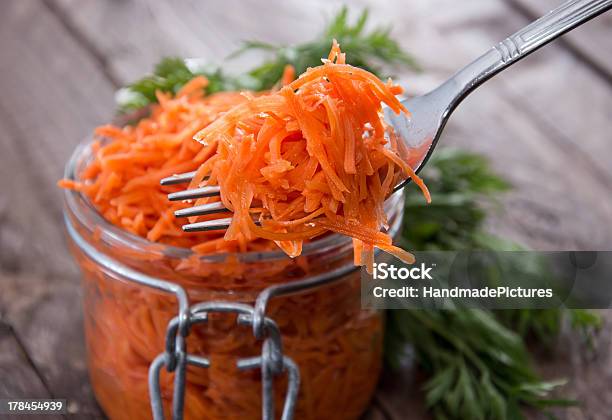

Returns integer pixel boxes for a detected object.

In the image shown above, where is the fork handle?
[440,0,612,109]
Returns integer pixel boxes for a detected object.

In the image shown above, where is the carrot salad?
[62,41,428,420]
[60,41,429,271]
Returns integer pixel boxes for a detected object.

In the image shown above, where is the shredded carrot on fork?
[191,40,429,271]
[59,41,429,271]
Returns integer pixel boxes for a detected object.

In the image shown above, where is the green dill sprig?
[116,58,240,113]
[116,7,417,112]
[389,148,602,419]
[386,309,577,420]
[231,7,418,91]
[399,148,512,252]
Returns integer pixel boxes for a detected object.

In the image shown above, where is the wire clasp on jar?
[149,301,300,420]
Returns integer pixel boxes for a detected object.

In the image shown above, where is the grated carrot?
[59,42,429,271]
[190,41,429,271]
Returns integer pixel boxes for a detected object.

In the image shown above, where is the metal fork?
[161,0,611,232]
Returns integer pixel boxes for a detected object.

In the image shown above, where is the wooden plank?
[0,0,116,279]
[0,322,63,420]
[0,1,114,418]
[528,311,612,419]
[507,0,612,81]
[22,0,612,418]
[0,270,103,418]
[414,0,612,249]
[48,0,343,84]
[369,0,612,250]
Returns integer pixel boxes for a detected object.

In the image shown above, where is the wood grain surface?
[0,322,64,420]
[0,0,610,419]
[509,0,612,81]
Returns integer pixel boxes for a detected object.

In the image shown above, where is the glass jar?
[62,140,405,420]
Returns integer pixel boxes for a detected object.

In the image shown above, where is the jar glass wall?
[63,140,404,420]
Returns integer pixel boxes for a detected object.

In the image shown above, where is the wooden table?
[0,1,610,418]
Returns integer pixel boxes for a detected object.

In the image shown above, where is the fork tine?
[160,171,197,186]
[174,201,228,218]
[182,217,232,232]
[182,218,261,232]
[168,186,221,201]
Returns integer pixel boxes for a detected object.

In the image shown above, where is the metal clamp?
[143,262,359,420]
[149,300,301,420]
